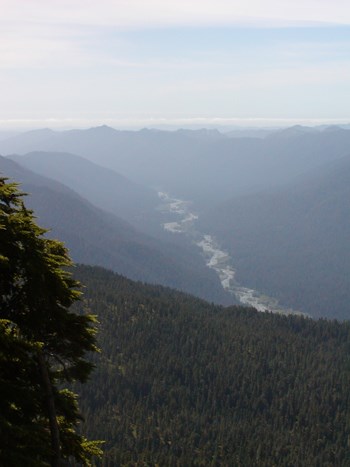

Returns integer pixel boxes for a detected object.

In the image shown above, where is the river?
[158,191,301,315]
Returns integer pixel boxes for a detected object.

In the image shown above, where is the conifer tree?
[0,177,102,466]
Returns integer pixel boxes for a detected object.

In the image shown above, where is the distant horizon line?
[1,117,350,132]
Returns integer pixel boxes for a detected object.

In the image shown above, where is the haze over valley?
[1,123,350,319]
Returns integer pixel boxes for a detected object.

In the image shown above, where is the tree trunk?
[37,351,61,467]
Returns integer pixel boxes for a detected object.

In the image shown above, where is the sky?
[1,0,350,130]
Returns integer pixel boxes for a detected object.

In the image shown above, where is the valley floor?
[158,191,302,315]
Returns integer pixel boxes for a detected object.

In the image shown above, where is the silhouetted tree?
[0,177,102,466]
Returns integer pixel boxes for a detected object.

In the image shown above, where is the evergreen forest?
[73,265,350,466]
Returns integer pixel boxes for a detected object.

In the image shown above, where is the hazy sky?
[1,0,350,129]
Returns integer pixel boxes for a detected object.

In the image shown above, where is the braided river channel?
[158,192,301,315]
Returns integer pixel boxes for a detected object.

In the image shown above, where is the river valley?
[158,192,301,315]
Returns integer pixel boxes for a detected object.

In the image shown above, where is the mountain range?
[2,125,350,206]
[0,156,232,305]
[1,125,350,319]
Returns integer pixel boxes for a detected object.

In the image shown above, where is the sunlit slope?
[74,264,350,466]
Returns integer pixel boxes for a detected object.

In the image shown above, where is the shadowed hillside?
[199,155,350,319]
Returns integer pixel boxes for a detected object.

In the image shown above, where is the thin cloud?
[2,0,350,27]
[1,0,350,126]
[2,1,349,69]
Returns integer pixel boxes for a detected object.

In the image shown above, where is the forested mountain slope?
[0,156,232,304]
[9,151,162,234]
[74,265,350,466]
[199,155,350,319]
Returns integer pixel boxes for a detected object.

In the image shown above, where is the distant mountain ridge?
[0,126,225,202]
[2,125,350,206]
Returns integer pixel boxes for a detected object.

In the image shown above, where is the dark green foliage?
[0,320,51,466]
[74,265,350,466]
[0,178,102,465]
